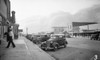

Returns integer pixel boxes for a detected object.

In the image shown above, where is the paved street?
[67,37,100,51]
[0,37,55,60]
[47,37,100,60]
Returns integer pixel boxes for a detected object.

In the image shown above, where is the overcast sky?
[10,0,100,33]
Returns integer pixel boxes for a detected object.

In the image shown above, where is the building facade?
[0,0,19,39]
[52,27,67,34]
[0,0,10,38]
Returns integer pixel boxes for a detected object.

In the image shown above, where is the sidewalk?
[0,37,55,60]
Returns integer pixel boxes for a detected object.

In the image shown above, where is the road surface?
[47,37,100,60]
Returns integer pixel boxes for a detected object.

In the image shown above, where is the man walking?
[4,27,16,48]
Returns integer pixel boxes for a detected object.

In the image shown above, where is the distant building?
[52,27,67,34]
[72,22,98,33]
[10,11,19,39]
[80,24,100,33]
[72,26,80,33]
[52,22,99,35]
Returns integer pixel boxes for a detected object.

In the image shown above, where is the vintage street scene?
[0,0,100,60]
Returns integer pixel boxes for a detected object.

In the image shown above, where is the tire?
[56,44,60,49]
[53,46,57,51]
[40,44,43,49]
[53,42,58,51]
[44,47,48,51]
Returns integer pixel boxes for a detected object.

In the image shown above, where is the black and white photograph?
[0,0,100,60]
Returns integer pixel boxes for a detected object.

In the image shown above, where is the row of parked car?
[26,34,68,51]
[90,33,100,41]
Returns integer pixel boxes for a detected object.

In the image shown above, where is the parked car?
[54,36,68,48]
[90,33,99,40]
[39,35,50,42]
[26,34,33,41]
[40,35,68,51]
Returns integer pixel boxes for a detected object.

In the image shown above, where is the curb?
[23,37,56,60]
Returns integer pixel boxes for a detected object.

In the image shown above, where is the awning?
[72,22,97,27]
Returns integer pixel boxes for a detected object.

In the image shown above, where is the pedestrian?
[4,27,16,48]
